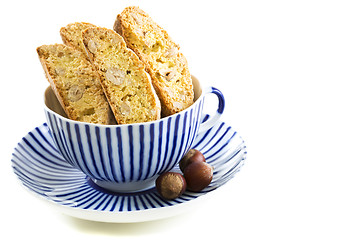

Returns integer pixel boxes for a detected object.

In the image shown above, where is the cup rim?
[44,75,204,127]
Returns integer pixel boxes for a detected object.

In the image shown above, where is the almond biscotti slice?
[60,22,97,57]
[37,44,114,124]
[114,6,194,117]
[82,27,161,124]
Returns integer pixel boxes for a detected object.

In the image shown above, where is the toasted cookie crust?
[82,27,161,124]
[60,22,97,58]
[114,6,194,117]
[37,44,113,124]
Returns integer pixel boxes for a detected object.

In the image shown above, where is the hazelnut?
[55,66,66,76]
[131,13,142,25]
[179,149,206,173]
[105,67,126,85]
[159,68,176,81]
[156,172,186,200]
[183,162,213,192]
[172,101,184,110]
[119,102,131,116]
[87,39,97,54]
[164,47,179,58]
[68,84,85,102]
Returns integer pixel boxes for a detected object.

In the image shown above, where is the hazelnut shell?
[156,172,187,200]
[183,161,213,192]
[179,149,206,173]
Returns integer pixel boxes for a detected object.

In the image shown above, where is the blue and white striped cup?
[44,76,225,192]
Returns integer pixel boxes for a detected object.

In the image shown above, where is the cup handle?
[198,87,225,133]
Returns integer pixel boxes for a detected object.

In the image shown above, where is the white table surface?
[1,0,359,239]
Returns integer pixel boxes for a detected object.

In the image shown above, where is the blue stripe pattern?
[44,97,205,184]
[12,115,247,212]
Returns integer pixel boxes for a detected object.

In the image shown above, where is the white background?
[1,0,360,239]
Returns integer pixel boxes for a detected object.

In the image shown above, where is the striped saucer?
[11,115,247,223]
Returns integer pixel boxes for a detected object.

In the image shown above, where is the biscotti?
[60,22,97,57]
[114,6,194,117]
[37,44,113,124]
[82,27,161,124]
